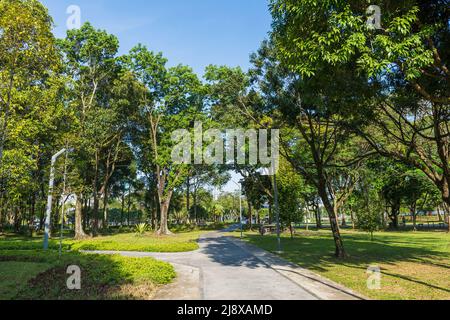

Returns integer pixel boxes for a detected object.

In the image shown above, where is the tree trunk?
[152,193,158,230]
[127,182,132,226]
[443,202,450,233]
[318,184,346,258]
[389,202,400,229]
[92,152,100,236]
[120,191,125,226]
[315,203,322,229]
[102,188,109,230]
[92,194,99,236]
[306,211,309,231]
[437,206,443,222]
[0,198,3,234]
[83,197,89,231]
[14,207,20,233]
[157,193,173,235]
[411,202,417,231]
[341,209,347,227]
[74,195,87,239]
[350,207,355,230]
[268,202,272,224]
[186,176,190,215]
[193,187,198,224]
[30,195,36,236]
[248,202,253,231]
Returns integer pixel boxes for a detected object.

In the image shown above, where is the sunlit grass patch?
[231,229,450,300]
[68,231,202,252]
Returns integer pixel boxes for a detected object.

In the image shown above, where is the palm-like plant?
[135,223,149,236]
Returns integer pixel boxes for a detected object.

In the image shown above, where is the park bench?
[259,224,277,236]
[417,222,447,229]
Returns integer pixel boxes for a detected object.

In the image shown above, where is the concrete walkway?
[86,229,365,300]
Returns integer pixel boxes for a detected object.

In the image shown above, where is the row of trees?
[266,0,450,257]
[200,0,450,257]
[0,0,448,259]
[0,0,228,238]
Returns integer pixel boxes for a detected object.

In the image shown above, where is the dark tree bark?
[411,201,418,231]
[314,200,322,229]
[152,193,158,230]
[248,202,253,231]
[268,203,272,224]
[341,209,347,227]
[92,194,99,235]
[0,197,4,234]
[389,202,400,229]
[186,175,190,217]
[317,182,346,258]
[92,151,100,236]
[127,183,132,226]
[349,207,355,230]
[437,206,443,222]
[102,190,109,230]
[120,190,125,226]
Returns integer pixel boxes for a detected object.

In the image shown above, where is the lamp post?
[232,180,243,239]
[44,148,67,250]
[58,150,69,257]
[272,171,282,253]
[267,157,282,253]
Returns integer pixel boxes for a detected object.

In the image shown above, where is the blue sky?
[40,1,271,192]
[41,0,272,75]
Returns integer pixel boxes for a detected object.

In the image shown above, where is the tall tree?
[250,41,370,258]
[270,0,450,210]
[0,0,61,234]
[126,45,204,235]
[58,22,124,236]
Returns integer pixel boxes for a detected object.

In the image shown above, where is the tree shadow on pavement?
[200,236,270,269]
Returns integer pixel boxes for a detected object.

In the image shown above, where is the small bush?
[135,223,149,236]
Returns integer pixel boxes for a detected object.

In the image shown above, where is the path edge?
[226,236,370,301]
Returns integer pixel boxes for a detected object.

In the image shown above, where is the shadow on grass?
[339,263,450,294]
[0,251,174,300]
[242,232,450,277]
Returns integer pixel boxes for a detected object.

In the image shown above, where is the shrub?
[356,204,383,241]
[134,223,149,236]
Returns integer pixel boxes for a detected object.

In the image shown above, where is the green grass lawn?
[68,231,202,252]
[0,250,175,300]
[0,261,52,299]
[0,228,206,300]
[0,228,204,253]
[0,226,213,300]
[232,229,450,300]
[0,227,208,299]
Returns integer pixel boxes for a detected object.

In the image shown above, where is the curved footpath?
[86,228,366,300]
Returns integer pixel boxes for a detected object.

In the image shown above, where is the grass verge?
[0,250,175,300]
[230,229,450,300]
[68,231,202,252]
[0,230,203,253]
